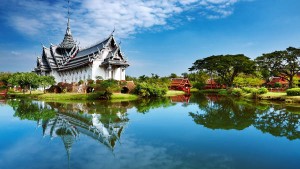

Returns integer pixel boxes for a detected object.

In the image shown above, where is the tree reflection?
[189,94,300,140]
[254,108,300,140]
[189,96,259,130]
[133,97,176,113]
[7,99,130,162]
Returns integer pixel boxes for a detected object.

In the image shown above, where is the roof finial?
[66,0,71,35]
[110,26,115,36]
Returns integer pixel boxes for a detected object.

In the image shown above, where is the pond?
[0,94,300,169]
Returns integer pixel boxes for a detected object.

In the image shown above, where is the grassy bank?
[7,90,186,101]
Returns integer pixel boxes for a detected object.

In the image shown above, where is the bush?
[92,79,120,92]
[287,88,300,96]
[241,87,252,93]
[134,82,167,97]
[87,91,112,100]
[258,87,268,94]
[231,88,243,97]
[191,81,205,90]
[218,89,228,95]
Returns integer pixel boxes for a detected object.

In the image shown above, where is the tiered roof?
[34,9,129,73]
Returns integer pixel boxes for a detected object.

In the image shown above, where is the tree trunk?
[289,75,293,88]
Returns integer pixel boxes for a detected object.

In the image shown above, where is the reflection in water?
[8,100,130,164]
[188,94,300,140]
[2,95,300,169]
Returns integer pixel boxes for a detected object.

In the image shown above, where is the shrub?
[250,88,259,98]
[134,82,167,97]
[92,79,120,92]
[87,91,112,100]
[287,88,300,96]
[274,82,282,88]
[78,80,84,85]
[218,89,228,95]
[241,87,252,93]
[231,88,243,97]
[192,82,205,90]
[258,87,268,94]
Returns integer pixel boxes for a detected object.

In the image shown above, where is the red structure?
[170,78,191,93]
[266,77,288,88]
[0,89,7,98]
[204,79,225,89]
[170,95,191,103]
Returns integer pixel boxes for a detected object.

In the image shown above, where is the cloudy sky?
[0,0,299,77]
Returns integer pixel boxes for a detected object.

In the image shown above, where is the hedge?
[287,88,300,96]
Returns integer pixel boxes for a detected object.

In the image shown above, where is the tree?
[8,72,40,94]
[233,73,264,87]
[190,54,255,87]
[39,76,56,93]
[169,73,178,79]
[255,47,300,88]
[0,72,12,86]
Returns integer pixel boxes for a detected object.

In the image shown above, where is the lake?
[0,94,300,169]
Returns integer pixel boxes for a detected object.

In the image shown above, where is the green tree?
[169,73,178,78]
[233,73,264,87]
[39,75,56,93]
[8,72,40,94]
[190,54,255,87]
[0,72,12,86]
[255,47,300,88]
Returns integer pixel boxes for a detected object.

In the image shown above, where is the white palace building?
[34,11,129,83]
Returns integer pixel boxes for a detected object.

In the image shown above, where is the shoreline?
[198,89,300,104]
[5,90,186,102]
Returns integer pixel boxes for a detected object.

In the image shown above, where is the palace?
[34,8,129,83]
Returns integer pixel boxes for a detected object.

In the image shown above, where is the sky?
[0,0,299,77]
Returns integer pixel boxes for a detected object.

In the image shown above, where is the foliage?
[169,73,178,78]
[292,76,300,88]
[190,54,255,87]
[233,73,264,87]
[218,89,228,95]
[39,76,56,93]
[87,91,112,100]
[231,88,243,97]
[241,87,254,93]
[133,97,174,113]
[7,99,56,121]
[0,72,12,86]
[286,88,300,96]
[274,82,282,88]
[8,72,40,94]
[78,80,84,85]
[192,82,204,90]
[255,47,300,88]
[134,82,167,97]
[258,87,268,94]
[93,79,120,92]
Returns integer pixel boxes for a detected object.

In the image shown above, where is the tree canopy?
[190,54,255,87]
[255,47,300,88]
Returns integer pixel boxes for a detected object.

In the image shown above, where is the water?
[0,94,300,169]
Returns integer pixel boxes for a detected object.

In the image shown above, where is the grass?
[7,89,187,101]
[165,90,185,96]
[110,93,138,101]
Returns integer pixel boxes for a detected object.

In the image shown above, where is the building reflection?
[8,100,130,166]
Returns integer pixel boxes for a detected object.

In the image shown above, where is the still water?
[0,94,300,169]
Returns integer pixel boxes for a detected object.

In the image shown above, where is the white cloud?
[2,0,243,46]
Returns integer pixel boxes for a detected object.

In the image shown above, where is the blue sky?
[0,0,299,77]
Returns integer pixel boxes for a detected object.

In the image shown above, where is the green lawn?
[165,90,185,96]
